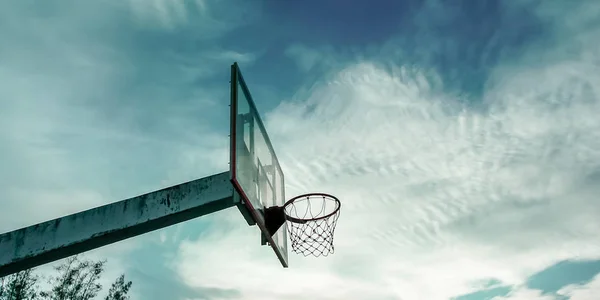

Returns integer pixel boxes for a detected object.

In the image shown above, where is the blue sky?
[1,0,600,299]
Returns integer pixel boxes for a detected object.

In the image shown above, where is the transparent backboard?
[230,63,288,267]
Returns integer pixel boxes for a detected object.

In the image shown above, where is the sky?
[1,0,600,299]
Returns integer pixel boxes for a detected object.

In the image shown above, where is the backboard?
[230,62,288,267]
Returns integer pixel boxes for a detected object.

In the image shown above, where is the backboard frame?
[230,62,288,268]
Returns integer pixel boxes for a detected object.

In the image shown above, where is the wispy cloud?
[0,0,253,229]
[559,274,600,299]
[285,44,336,72]
[174,1,600,299]
[127,0,260,32]
[3,0,599,299]
[0,0,256,298]
[495,287,556,300]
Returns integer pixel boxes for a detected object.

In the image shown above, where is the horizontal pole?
[0,171,233,277]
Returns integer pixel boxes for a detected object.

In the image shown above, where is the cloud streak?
[0,0,258,299]
[2,0,599,299]
[175,1,600,299]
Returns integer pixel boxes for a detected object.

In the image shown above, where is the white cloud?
[492,286,556,300]
[174,2,600,299]
[559,274,600,300]
[3,1,599,299]
[0,1,246,298]
[128,0,189,29]
[285,44,327,72]
[284,44,353,74]
[127,0,259,33]
[206,50,257,64]
[0,0,248,231]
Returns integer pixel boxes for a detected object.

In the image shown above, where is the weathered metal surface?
[0,171,233,277]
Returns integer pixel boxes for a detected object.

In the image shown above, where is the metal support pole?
[0,171,233,277]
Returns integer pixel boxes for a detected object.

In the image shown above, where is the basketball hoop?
[263,193,341,257]
[281,193,341,257]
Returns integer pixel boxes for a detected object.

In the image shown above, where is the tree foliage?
[0,256,132,300]
[103,275,132,300]
[0,269,39,300]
